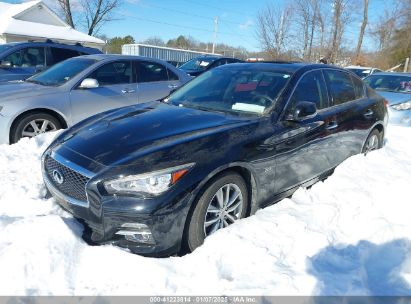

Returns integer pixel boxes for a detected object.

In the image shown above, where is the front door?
[69,60,138,124]
[0,47,46,81]
[273,69,338,193]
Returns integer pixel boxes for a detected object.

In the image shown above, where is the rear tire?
[186,172,249,252]
[11,112,61,144]
[362,129,382,154]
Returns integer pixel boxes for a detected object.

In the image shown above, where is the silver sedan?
[0,55,191,144]
[364,72,411,126]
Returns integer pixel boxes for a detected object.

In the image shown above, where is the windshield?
[364,74,411,94]
[27,58,97,86]
[167,68,292,115]
[0,44,13,55]
[180,57,218,72]
[347,68,371,78]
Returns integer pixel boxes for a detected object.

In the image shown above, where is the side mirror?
[0,61,12,68]
[35,65,45,73]
[286,101,317,121]
[79,78,99,89]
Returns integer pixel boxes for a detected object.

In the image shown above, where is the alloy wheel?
[203,183,244,236]
[364,134,379,153]
[21,119,57,138]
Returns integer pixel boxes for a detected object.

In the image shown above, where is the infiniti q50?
[42,62,388,256]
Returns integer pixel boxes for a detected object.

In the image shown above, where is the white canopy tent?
[0,1,105,50]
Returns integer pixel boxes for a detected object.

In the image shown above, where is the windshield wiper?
[25,79,45,86]
[179,103,229,114]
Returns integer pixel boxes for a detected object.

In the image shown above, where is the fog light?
[116,223,155,245]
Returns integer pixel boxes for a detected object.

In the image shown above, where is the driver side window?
[287,70,329,114]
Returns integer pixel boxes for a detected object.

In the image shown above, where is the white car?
[345,65,383,79]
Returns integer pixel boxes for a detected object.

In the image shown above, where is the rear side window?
[350,75,365,99]
[136,61,169,83]
[324,70,356,105]
[89,61,132,85]
[288,70,329,111]
[50,48,80,65]
[3,47,45,67]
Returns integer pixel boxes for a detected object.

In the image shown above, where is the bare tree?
[256,4,294,59]
[370,6,401,51]
[329,0,352,63]
[294,0,311,59]
[56,0,122,35]
[140,36,166,47]
[57,0,75,28]
[354,0,369,63]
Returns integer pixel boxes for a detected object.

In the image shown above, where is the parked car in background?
[0,55,191,144]
[179,56,243,77]
[42,62,387,257]
[345,65,383,79]
[0,41,102,83]
[364,72,411,126]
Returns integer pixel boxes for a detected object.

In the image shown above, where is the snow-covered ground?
[1,126,411,296]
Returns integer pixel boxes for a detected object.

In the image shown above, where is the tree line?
[256,0,411,69]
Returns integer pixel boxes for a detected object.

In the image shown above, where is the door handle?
[121,89,135,94]
[326,121,338,130]
[168,84,178,89]
[364,109,374,118]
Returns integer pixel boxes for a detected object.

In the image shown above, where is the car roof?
[218,62,338,74]
[367,72,411,77]
[1,41,99,52]
[346,65,375,69]
[77,54,180,64]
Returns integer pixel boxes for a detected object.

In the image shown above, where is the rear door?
[69,60,138,123]
[135,60,180,103]
[48,47,81,66]
[274,69,338,193]
[323,69,375,165]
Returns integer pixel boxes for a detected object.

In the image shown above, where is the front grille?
[45,156,90,202]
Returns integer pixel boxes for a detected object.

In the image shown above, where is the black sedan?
[179,56,243,77]
[42,62,388,256]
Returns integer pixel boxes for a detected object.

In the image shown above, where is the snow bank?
[0,127,411,295]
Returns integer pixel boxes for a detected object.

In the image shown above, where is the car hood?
[377,91,411,105]
[56,102,255,167]
[0,81,57,101]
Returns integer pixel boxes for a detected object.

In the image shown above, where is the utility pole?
[212,16,218,54]
[404,57,410,73]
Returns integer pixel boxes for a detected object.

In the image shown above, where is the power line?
[180,0,246,17]
[119,13,256,40]
[130,1,254,28]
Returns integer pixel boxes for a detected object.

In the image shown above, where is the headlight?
[104,163,194,196]
[391,101,411,111]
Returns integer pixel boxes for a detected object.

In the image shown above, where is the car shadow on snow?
[308,239,411,299]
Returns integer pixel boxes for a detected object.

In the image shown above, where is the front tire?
[186,172,249,252]
[11,112,61,144]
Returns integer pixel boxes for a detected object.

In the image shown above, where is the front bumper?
[388,107,411,126]
[42,151,193,257]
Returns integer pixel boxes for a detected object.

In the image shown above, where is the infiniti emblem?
[52,169,64,185]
